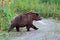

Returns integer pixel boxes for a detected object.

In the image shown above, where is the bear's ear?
[27,12,33,14]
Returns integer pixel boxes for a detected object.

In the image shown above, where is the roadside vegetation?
[0,0,60,39]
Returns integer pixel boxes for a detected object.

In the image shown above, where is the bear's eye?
[36,13,38,16]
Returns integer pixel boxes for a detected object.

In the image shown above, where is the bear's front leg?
[31,24,38,30]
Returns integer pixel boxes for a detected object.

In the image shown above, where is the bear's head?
[27,12,42,21]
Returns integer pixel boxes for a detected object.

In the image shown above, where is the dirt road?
[5,19,60,40]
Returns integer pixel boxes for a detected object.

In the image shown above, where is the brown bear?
[8,12,42,32]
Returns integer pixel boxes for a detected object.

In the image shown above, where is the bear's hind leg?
[26,25,30,31]
[8,24,15,32]
[16,26,20,32]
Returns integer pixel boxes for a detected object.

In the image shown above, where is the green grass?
[0,31,23,40]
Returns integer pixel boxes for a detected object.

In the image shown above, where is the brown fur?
[8,12,42,32]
